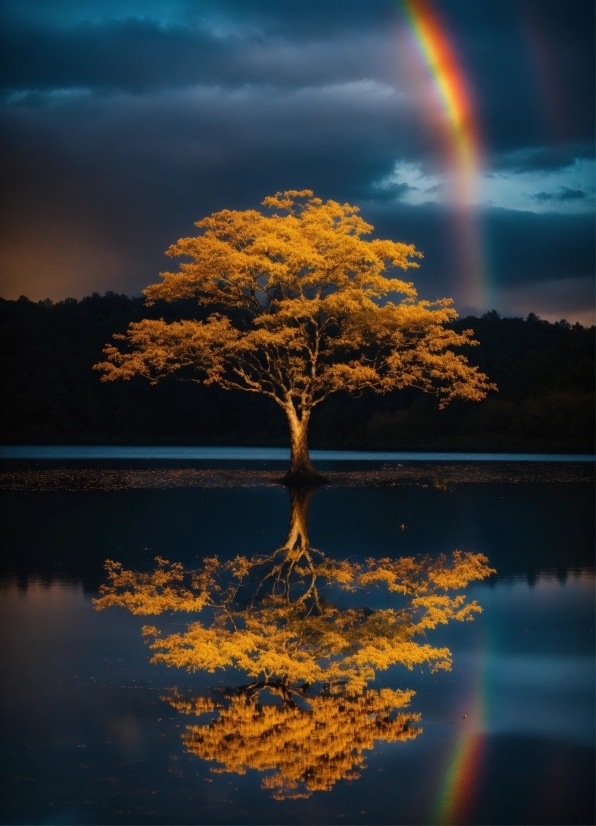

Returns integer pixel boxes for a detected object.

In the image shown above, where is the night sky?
[1,0,594,323]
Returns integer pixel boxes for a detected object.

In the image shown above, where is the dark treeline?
[1,293,594,452]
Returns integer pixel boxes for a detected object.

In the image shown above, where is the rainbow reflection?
[433,629,490,825]
[435,706,488,823]
[401,0,490,309]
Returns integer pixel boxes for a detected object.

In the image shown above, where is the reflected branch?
[94,484,494,693]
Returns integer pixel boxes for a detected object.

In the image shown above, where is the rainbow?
[434,692,488,824]
[431,616,492,825]
[401,0,490,308]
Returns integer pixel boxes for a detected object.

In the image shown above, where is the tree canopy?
[95,191,495,479]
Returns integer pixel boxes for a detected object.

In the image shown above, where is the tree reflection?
[95,484,494,796]
[164,684,420,799]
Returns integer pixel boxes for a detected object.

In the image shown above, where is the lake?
[0,452,594,825]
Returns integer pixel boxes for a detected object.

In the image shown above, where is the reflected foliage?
[95,484,494,796]
[95,486,494,692]
[165,684,421,799]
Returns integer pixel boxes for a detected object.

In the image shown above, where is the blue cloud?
[532,186,589,203]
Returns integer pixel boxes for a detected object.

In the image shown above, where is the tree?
[95,190,495,482]
[94,486,494,694]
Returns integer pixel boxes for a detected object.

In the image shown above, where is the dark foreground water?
[0,457,594,825]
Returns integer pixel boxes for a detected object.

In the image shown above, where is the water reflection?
[95,484,494,797]
[164,686,420,800]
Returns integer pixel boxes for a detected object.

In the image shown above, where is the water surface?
[0,461,593,825]
[1,446,594,461]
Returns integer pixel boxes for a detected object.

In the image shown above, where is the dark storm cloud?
[533,188,588,203]
[484,209,595,286]
[0,16,396,95]
[557,188,588,202]
[362,0,596,170]
[532,192,555,203]
[0,0,398,41]
[0,0,593,321]
[2,0,593,156]
[434,0,595,154]
[495,144,595,174]
[0,77,427,298]
[372,183,418,202]
[361,201,595,293]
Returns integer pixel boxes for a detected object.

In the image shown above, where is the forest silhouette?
[2,295,593,453]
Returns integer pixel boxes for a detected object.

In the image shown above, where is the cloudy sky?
[1,0,594,322]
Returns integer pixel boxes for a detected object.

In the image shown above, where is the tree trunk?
[282,407,326,484]
[283,484,316,551]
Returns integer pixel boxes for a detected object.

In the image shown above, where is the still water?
[0,458,594,825]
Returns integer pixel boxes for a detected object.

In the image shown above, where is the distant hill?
[1,294,594,452]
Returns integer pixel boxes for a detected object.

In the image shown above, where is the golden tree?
[95,190,495,482]
[164,686,421,799]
